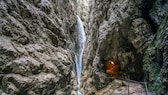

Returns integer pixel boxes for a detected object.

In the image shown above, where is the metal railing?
[114,73,149,95]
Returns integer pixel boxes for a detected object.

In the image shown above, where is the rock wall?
[160,22,168,94]
[0,0,167,95]
[82,0,167,94]
[0,0,77,95]
[143,0,168,94]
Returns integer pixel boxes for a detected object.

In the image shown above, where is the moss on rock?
[143,12,168,93]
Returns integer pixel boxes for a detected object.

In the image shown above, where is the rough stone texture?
[143,14,168,94]
[0,0,167,95]
[77,0,89,22]
[95,79,155,95]
[0,0,77,95]
[148,0,168,94]
[160,28,168,95]
[82,0,154,94]
[150,0,168,26]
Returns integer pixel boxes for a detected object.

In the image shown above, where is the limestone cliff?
[83,0,151,93]
[82,0,168,94]
[0,0,77,94]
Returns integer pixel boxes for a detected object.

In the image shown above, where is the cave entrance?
[104,58,144,81]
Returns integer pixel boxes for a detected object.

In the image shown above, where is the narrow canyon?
[0,0,168,95]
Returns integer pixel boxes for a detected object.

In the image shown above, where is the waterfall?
[75,15,86,95]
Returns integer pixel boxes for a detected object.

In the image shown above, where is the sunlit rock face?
[0,0,77,94]
[82,0,154,94]
[77,0,89,22]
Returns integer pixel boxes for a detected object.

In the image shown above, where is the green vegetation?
[143,12,168,93]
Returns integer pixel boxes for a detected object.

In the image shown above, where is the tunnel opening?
[103,52,144,81]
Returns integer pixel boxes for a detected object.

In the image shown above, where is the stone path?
[95,79,155,95]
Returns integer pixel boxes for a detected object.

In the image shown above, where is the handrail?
[113,73,149,95]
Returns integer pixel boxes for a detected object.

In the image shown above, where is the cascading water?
[75,15,86,95]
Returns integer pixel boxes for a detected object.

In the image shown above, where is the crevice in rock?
[155,48,163,69]
[140,0,157,33]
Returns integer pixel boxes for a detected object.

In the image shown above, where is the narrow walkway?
[95,79,156,95]
[95,75,156,95]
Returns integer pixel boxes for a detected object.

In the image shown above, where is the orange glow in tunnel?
[105,59,120,76]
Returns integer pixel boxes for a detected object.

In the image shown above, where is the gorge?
[0,0,168,95]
